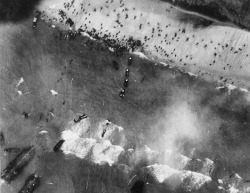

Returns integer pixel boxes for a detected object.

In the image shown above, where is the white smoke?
[150,100,202,154]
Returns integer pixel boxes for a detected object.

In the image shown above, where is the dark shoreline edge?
[161,0,250,31]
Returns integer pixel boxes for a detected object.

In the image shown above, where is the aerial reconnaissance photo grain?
[1,0,250,192]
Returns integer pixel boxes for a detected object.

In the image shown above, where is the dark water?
[1,5,250,193]
[161,0,231,22]
[0,0,42,23]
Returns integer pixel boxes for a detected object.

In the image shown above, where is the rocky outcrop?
[59,118,221,192]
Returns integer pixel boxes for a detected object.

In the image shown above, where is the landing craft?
[23,112,29,119]
[119,89,125,98]
[125,68,129,78]
[4,147,21,153]
[1,146,35,183]
[18,173,41,193]
[101,129,106,137]
[79,113,87,120]
[0,131,4,145]
[128,56,133,66]
[124,78,129,87]
[53,140,65,152]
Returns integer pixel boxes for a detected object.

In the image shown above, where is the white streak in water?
[50,90,58,96]
[17,77,24,87]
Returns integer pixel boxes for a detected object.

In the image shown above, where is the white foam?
[17,77,24,87]
[61,123,124,166]
[68,118,91,138]
[39,130,48,134]
[159,62,165,65]
[133,52,148,59]
[61,130,80,141]
[91,140,124,166]
[218,179,223,184]
[227,84,237,91]
[163,149,191,170]
[80,32,95,40]
[216,84,238,93]
[240,88,249,93]
[50,90,58,96]
[144,145,157,156]
[216,86,226,90]
[143,164,211,190]
[17,90,23,95]
[108,47,114,52]
[228,186,239,193]
[187,72,198,77]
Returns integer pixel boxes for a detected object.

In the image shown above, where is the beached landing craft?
[1,146,36,183]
